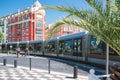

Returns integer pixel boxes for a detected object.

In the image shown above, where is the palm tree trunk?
[106,0,110,79]
[106,44,109,78]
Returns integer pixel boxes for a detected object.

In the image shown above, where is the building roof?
[33,0,42,8]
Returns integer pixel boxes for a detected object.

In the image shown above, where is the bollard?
[73,66,78,78]
[14,60,17,68]
[48,59,50,74]
[30,58,31,70]
[3,59,6,66]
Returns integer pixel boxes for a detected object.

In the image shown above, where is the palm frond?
[41,0,120,55]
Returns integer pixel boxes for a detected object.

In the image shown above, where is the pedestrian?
[25,48,28,56]
[17,47,20,58]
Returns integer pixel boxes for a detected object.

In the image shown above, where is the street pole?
[106,44,109,79]
[57,37,59,57]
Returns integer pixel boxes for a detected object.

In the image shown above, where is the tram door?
[73,38,82,56]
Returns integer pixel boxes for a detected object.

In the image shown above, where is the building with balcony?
[0,0,46,42]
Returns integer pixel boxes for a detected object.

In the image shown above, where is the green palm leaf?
[40,0,120,55]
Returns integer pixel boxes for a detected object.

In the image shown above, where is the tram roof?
[29,40,43,43]
[48,32,86,41]
[59,32,85,40]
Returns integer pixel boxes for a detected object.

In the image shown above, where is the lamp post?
[57,37,59,57]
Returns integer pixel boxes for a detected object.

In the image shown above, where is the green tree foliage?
[41,0,120,55]
[0,30,3,40]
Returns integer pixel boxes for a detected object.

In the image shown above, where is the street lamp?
[57,37,59,57]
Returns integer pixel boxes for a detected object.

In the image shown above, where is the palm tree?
[41,0,120,56]
[40,0,120,78]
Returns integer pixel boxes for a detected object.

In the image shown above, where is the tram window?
[78,39,82,52]
[73,40,77,52]
[45,42,55,52]
[65,40,72,53]
[59,41,66,53]
[90,37,103,54]
[59,40,72,54]
[73,38,82,56]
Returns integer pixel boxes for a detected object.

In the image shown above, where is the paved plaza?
[0,54,89,80]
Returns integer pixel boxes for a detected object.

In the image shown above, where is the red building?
[47,24,82,37]
[7,0,46,42]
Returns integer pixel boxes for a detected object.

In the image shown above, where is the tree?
[41,0,120,55]
[0,29,3,40]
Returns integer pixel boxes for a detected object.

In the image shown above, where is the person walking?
[24,48,28,56]
[17,47,20,58]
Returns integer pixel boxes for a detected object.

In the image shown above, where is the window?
[17,31,20,36]
[12,32,14,36]
[64,26,67,31]
[90,36,104,54]
[18,16,20,21]
[26,37,28,41]
[36,30,42,34]
[69,26,73,31]
[36,22,42,27]
[25,14,29,19]
[26,22,29,27]
[26,29,29,34]
[22,30,24,34]
[22,15,25,20]
[78,39,82,52]
[22,23,24,28]
[36,15,42,20]
[18,24,20,29]
[24,22,26,27]
[0,21,4,26]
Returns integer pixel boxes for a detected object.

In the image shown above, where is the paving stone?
[0,54,89,80]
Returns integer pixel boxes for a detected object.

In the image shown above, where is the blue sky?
[0,0,90,24]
